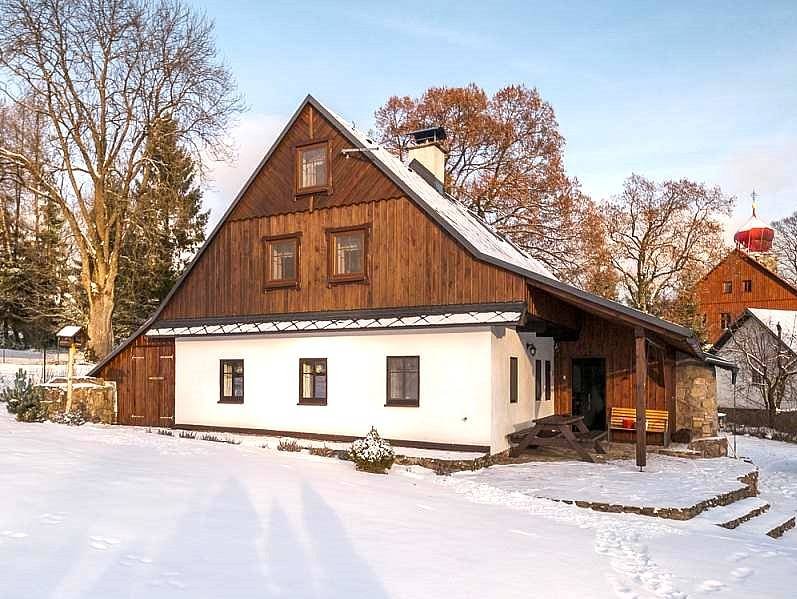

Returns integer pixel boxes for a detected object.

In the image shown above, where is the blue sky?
[198,1,797,238]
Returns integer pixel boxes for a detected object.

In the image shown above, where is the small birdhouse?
[56,325,86,349]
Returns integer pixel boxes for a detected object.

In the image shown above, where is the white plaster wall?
[175,327,494,448]
[489,328,555,453]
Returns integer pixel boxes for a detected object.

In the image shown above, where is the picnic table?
[508,414,607,463]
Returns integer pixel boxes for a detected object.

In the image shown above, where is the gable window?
[743,279,753,292]
[296,141,330,194]
[535,360,542,402]
[327,225,368,283]
[386,356,420,406]
[509,357,518,404]
[299,358,327,405]
[722,281,732,294]
[545,360,552,401]
[264,233,300,289]
[219,360,244,403]
[720,312,732,329]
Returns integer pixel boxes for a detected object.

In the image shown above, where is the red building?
[697,206,797,344]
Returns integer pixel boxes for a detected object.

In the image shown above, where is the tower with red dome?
[696,194,797,344]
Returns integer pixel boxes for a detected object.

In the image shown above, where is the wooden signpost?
[55,325,86,413]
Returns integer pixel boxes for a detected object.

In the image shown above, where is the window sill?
[385,400,420,408]
[298,399,327,406]
[327,275,368,286]
[295,185,330,196]
[218,398,244,404]
[264,281,299,291]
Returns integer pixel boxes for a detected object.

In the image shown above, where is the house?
[89,95,727,454]
[713,308,797,413]
[696,208,797,345]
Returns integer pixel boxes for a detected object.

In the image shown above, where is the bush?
[50,409,87,426]
[156,428,174,437]
[308,445,336,458]
[349,427,394,474]
[178,430,196,439]
[1,369,46,423]
[277,438,301,452]
[199,432,241,445]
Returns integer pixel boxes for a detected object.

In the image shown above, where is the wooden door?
[120,340,175,426]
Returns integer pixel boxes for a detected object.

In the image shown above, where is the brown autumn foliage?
[601,174,734,326]
[374,84,615,296]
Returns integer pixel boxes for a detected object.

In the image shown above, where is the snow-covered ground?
[1,412,797,598]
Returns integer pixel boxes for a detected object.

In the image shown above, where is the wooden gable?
[228,104,404,220]
[697,249,797,343]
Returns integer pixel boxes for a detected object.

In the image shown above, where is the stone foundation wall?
[675,360,718,439]
[37,377,117,424]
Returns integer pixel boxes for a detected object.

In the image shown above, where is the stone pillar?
[675,360,719,440]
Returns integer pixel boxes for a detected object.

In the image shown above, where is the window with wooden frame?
[544,360,552,401]
[722,280,733,294]
[327,225,368,283]
[535,360,542,402]
[299,358,327,405]
[720,312,732,330]
[219,359,244,403]
[386,356,420,406]
[509,357,518,404]
[295,141,330,194]
[264,233,300,289]
[743,279,753,292]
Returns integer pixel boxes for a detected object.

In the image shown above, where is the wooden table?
[508,414,607,463]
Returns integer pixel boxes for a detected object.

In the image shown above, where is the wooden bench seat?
[609,407,669,445]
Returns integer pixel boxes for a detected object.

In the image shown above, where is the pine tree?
[113,117,208,340]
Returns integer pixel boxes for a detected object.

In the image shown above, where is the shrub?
[199,432,240,445]
[156,428,174,437]
[1,370,46,423]
[349,427,394,474]
[178,430,196,439]
[277,438,301,452]
[308,445,336,458]
[50,409,87,426]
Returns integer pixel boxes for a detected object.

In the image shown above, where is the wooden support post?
[634,327,647,469]
[65,342,76,413]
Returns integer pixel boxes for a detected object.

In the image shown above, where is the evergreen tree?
[113,117,208,340]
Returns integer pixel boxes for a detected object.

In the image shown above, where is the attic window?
[743,279,752,292]
[721,312,732,329]
[722,281,732,294]
[296,141,330,194]
[327,225,368,283]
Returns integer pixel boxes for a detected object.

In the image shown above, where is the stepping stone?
[698,497,770,529]
[737,509,796,539]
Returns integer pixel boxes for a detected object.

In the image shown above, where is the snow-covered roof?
[146,308,524,338]
[748,309,797,353]
[56,325,82,338]
[318,101,557,280]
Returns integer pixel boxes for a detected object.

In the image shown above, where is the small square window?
[722,281,732,294]
[743,279,752,293]
[219,360,244,403]
[386,356,420,406]
[299,358,327,405]
[720,313,732,329]
[296,142,329,193]
[327,226,368,283]
[264,234,300,289]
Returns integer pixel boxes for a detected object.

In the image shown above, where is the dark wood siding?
[100,335,175,426]
[159,196,528,320]
[697,250,797,343]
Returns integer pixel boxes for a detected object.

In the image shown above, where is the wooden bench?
[609,407,670,445]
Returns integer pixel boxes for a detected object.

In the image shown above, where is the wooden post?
[65,341,76,413]
[634,327,647,469]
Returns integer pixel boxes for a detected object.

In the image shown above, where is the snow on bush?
[50,409,87,426]
[349,427,395,473]
[0,369,46,422]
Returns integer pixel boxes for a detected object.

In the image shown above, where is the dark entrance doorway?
[571,358,606,431]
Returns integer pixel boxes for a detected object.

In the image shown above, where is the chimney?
[407,127,447,186]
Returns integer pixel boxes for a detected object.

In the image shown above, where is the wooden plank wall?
[159,196,528,320]
[100,335,175,426]
[698,250,797,343]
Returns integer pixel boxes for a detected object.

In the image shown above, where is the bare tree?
[773,211,797,285]
[602,175,734,317]
[724,313,797,426]
[0,0,242,357]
